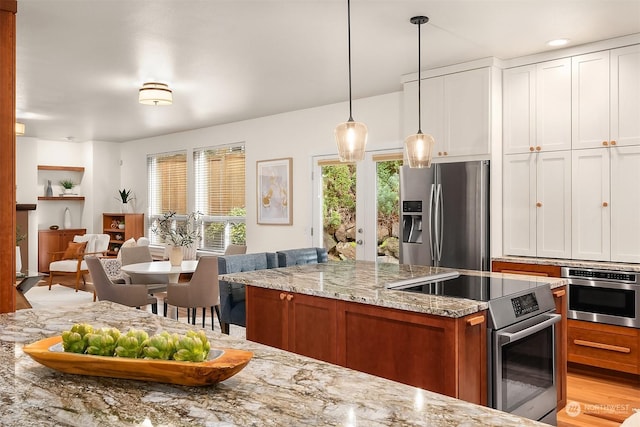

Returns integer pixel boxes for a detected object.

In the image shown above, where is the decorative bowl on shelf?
[23,336,253,386]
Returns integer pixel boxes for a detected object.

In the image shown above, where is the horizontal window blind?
[147,151,187,244]
[194,143,246,252]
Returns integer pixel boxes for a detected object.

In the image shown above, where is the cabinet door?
[288,293,337,364]
[536,151,572,258]
[610,145,640,263]
[572,148,611,261]
[503,154,536,256]
[444,67,490,156]
[572,51,610,149]
[246,286,288,349]
[537,58,572,151]
[503,65,536,154]
[423,76,445,156]
[611,45,640,147]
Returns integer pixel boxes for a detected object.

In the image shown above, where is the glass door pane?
[375,159,402,263]
[321,162,357,261]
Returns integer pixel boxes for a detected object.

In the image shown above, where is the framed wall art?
[256,157,292,225]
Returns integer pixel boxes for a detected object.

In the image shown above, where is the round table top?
[120,260,199,275]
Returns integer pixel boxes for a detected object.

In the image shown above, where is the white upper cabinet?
[536,58,572,152]
[404,66,493,160]
[572,45,640,149]
[572,51,610,149]
[503,59,571,154]
[611,45,640,147]
[503,65,536,154]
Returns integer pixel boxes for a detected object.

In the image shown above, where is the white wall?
[120,92,404,253]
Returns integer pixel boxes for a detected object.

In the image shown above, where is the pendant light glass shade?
[139,82,173,106]
[335,119,368,162]
[404,16,434,168]
[15,122,25,136]
[334,0,367,162]
[405,132,435,168]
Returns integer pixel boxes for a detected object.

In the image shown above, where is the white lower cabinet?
[503,151,571,258]
[572,146,640,263]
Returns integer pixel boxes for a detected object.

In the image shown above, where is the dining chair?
[85,256,158,314]
[163,256,223,331]
[224,244,247,255]
[48,233,110,292]
[120,246,169,292]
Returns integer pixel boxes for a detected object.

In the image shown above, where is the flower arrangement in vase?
[151,211,202,265]
[116,188,135,213]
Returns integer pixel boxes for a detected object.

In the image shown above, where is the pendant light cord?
[417,20,422,134]
[347,0,354,122]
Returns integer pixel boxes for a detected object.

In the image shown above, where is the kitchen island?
[0,301,549,426]
[220,260,568,408]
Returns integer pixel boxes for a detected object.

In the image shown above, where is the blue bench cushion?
[276,247,328,267]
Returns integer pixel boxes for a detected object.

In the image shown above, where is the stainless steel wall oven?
[563,267,639,328]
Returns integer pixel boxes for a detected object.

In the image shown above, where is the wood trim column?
[0,0,17,313]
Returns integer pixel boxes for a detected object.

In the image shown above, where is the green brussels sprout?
[173,330,211,362]
[85,327,121,356]
[114,329,149,358]
[142,331,178,360]
[61,323,94,353]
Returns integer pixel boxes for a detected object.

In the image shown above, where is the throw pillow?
[62,241,87,260]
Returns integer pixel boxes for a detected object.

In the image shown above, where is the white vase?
[169,246,183,266]
[63,207,71,228]
[16,246,22,273]
[121,202,130,213]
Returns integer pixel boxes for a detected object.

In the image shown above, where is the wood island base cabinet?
[246,285,487,405]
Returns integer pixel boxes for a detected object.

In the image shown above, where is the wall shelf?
[37,165,85,172]
[37,196,85,201]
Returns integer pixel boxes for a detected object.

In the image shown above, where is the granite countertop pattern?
[220,260,567,318]
[493,256,640,272]
[0,302,549,427]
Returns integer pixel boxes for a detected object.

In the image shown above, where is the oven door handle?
[497,313,561,346]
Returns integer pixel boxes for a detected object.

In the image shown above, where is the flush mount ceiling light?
[547,38,569,47]
[138,82,173,106]
[404,16,436,169]
[15,122,25,136]
[334,0,368,162]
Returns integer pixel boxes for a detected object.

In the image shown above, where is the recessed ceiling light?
[547,39,569,47]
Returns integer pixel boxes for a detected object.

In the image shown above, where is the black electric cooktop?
[390,274,545,302]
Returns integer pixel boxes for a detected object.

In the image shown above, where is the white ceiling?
[15,0,640,143]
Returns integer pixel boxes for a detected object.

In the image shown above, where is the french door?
[311,150,403,262]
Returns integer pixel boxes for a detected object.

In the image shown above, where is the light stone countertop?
[493,256,640,272]
[0,301,549,427]
[220,260,567,318]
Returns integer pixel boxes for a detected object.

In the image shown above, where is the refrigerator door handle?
[434,183,443,262]
[428,183,436,262]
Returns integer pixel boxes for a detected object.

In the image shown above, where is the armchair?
[48,234,110,292]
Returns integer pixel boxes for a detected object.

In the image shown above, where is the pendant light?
[404,16,435,168]
[334,0,368,162]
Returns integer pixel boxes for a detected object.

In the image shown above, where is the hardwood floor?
[558,364,640,427]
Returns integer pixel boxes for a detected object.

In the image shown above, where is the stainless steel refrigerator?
[399,161,490,271]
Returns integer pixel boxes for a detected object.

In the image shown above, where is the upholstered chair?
[164,256,223,330]
[85,256,158,314]
[48,234,110,292]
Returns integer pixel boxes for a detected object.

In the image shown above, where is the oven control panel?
[511,292,539,318]
[562,267,637,284]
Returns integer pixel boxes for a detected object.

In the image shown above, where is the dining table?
[120,259,199,284]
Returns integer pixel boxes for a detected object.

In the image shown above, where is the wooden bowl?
[23,336,253,386]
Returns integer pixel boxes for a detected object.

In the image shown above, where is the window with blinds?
[194,143,246,252]
[147,151,187,244]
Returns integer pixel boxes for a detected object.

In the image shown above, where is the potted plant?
[59,179,75,195]
[116,188,135,213]
[152,211,203,265]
